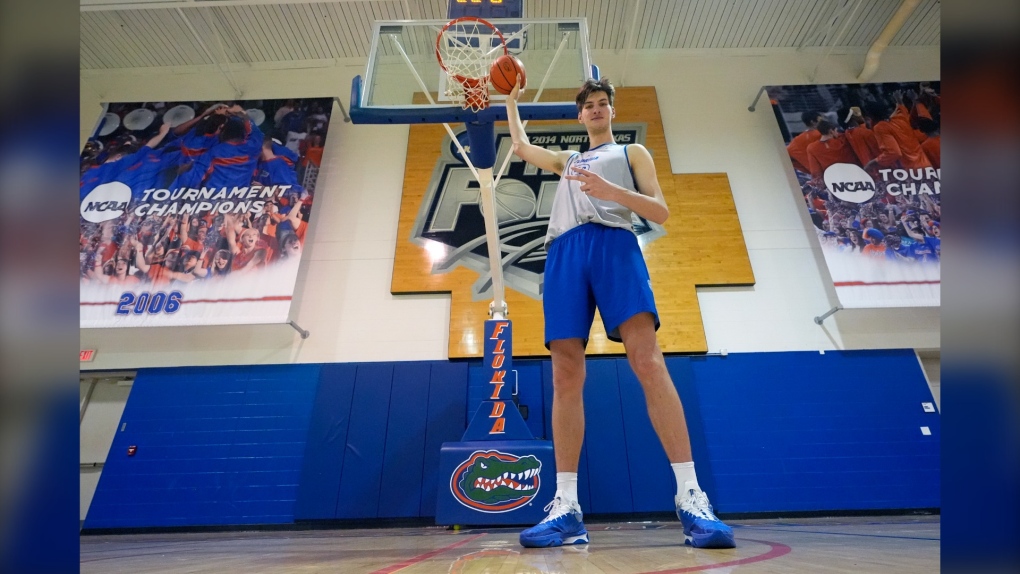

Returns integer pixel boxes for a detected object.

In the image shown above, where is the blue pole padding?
[465,121,496,169]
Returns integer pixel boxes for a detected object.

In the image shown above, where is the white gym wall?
[79,46,939,369]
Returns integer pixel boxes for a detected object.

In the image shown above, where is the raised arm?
[178,216,190,244]
[902,214,925,241]
[90,256,116,284]
[506,81,575,175]
[173,103,225,136]
[191,255,210,278]
[285,198,304,230]
[146,123,171,149]
[130,237,151,273]
[223,213,242,256]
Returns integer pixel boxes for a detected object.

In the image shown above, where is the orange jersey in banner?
[873,104,932,169]
[921,135,940,169]
[844,126,881,165]
[787,130,821,174]
[806,134,860,179]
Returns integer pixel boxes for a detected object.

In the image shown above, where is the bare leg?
[549,338,587,473]
[520,337,592,547]
[617,312,693,463]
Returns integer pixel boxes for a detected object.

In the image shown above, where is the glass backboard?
[350,18,596,124]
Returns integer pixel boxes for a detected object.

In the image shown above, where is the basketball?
[489,54,526,95]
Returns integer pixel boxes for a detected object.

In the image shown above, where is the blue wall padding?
[686,350,940,513]
[85,364,320,529]
[581,358,634,514]
[294,364,357,519]
[335,363,394,518]
[377,362,432,518]
[617,359,675,512]
[84,349,939,529]
[418,362,469,517]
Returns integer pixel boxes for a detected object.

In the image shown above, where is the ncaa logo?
[81,181,131,223]
[412,124,664,300]
[823,163,876,204]
[450,450,541,512]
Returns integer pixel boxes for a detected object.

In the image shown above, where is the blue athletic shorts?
[543,223,660,347]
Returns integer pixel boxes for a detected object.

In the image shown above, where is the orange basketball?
[489,55,527,96]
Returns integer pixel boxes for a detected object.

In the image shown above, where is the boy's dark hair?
[200,113,228,135]
[915,117,938,136]
[576,78,615,112]
[220,117,247,142]
[866,101,894,121]
[801,111,823,127]
[815,119,838,135]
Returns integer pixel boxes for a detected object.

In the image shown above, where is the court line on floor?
[739,526,939,541]
[368,533,487,574]
[637,538,791,574]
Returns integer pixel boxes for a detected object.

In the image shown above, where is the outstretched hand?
[565,167,621,202]
[509,78,523,102]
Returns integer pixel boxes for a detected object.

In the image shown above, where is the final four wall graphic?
[79,98,333,327]
[766,82,940,308]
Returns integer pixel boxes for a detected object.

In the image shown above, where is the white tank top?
[544,143,637,247]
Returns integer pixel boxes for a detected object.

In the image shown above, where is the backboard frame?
[350,18,598,125]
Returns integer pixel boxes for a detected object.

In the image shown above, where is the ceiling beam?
[81,0,385,12]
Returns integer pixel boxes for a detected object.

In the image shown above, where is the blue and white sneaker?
[675,486,736,548]
[519,497,589,548]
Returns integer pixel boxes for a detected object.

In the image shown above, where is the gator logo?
[450,450,542,512]
[413,124,664,301]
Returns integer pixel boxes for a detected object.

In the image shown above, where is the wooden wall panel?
[392,87,753,358]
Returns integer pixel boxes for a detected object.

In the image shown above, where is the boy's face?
[241,231,258,249]
[578,91,614,131]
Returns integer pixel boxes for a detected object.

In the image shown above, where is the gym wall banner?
[766,82,940,308]
[80,98,333,327]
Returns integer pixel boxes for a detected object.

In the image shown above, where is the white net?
[436,18,506,112]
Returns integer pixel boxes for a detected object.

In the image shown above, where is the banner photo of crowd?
[766,81,940,308]
[80,97,334,328]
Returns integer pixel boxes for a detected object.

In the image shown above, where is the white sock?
[555,472,579,506]
[672,462,701,496]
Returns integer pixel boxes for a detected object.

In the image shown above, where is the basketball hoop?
[435,17,508,113]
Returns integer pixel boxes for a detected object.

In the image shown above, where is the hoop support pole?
[476,166,507,319]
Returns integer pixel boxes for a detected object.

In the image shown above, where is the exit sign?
[80,349,96,362]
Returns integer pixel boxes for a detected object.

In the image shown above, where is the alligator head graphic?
[451,450,542,512]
